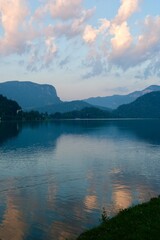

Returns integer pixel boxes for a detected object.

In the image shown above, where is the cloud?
[26,38,57,70]
[59,56,70,68]
[0,0,29,55]
[27,44,39,71]
[44,37,57,67]
[135,16,160,59]
[47,0,83,20]
[0,0,95,70]
[83,57,106,79]
[109,15,160,72]
[52,8,95,39]
[33,0,83,21]
[106,1,160,72]
[114,0,140,24]
[99,19,111,32]
[83,25,98,43]
[82,0,139,45]
[1,0,160,79]
[83,18,110,44]
[132,15,160,78]
[82,0,140,74]
[82,0,160,78]
[110,21,132,52]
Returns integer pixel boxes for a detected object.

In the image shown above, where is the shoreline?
[76,196,160,240]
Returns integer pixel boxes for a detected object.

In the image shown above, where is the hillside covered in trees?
[113,91,160,118]
[1,91,160,121]
[0,95,21,121]
[51,107,111,119]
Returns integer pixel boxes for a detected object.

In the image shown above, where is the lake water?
[0,120,160,240]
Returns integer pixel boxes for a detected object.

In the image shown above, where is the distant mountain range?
[84,85,160,109]
[0,81,92,113]
[0,81,160,116]
[36,100,92,114]
[113,91,160,118]
[0,81,61,110]
[52,91,160,119]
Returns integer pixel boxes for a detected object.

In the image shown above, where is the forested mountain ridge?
[0,81,93,114]
[0,81,61,110]
[0,95,21,120]
[1,81,160,119]
[84,85,160,109]
[113,91,160,118]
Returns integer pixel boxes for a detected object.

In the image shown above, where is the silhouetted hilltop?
[113,91,160,118]
[0,81,61,110]
[36,100,94,114]
[51,107,111,119]
[0,94,21,120]
[84,85,160,109]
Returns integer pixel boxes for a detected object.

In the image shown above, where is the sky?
[0,0,160,101]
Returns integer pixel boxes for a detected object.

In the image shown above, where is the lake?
[0,120,160,240]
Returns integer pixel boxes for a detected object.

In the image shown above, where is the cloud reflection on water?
[0,120,160,239]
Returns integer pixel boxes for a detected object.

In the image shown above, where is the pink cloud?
[0,0,29,55]
[110,22,132,58]
[1,0,160,79]
[83,18,110,44]
[108,15,160,71]
[114,0,141,24]
[47,0,83,20]
[43,7,95,39]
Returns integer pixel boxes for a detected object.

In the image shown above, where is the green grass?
[76,197,160,240]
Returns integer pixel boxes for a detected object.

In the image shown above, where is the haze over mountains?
[0,81,61,110]
[84,85,160,109]
[0,81,91,113]
[0,81,160,116]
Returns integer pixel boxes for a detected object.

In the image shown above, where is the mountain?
[0,94,21,120]
[0,81,94,114]
[51,107,111,119]
[0,81,61,110]
[36,100,93,114]
[113,91,160,118]
[84,85,160,109]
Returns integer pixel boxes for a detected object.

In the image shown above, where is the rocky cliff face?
[0,81,61,110]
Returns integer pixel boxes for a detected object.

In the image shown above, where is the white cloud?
[83,18,110,44]
[52,8,95,38]
[47,0,83,20]
[44,37,57,66]
[82,0,145,75]
[136,15,160,57]
[115,0,140,24]
[110,22,132,51]
[108,15,160,72]
[99,19,110,32]
[83,25,98,43]
[0,0,29,55]
[0,0,95,69]
[1,0,160,79]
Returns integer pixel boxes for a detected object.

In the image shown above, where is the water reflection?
[0,120,160,239]
[0,192,26,240]
[84,195,98,211]
[0,122,21,145]
[110,119,160,145]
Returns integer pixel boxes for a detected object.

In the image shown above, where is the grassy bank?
[76,197,160,240]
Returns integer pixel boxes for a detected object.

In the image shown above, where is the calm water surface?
[0,120,160,240]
